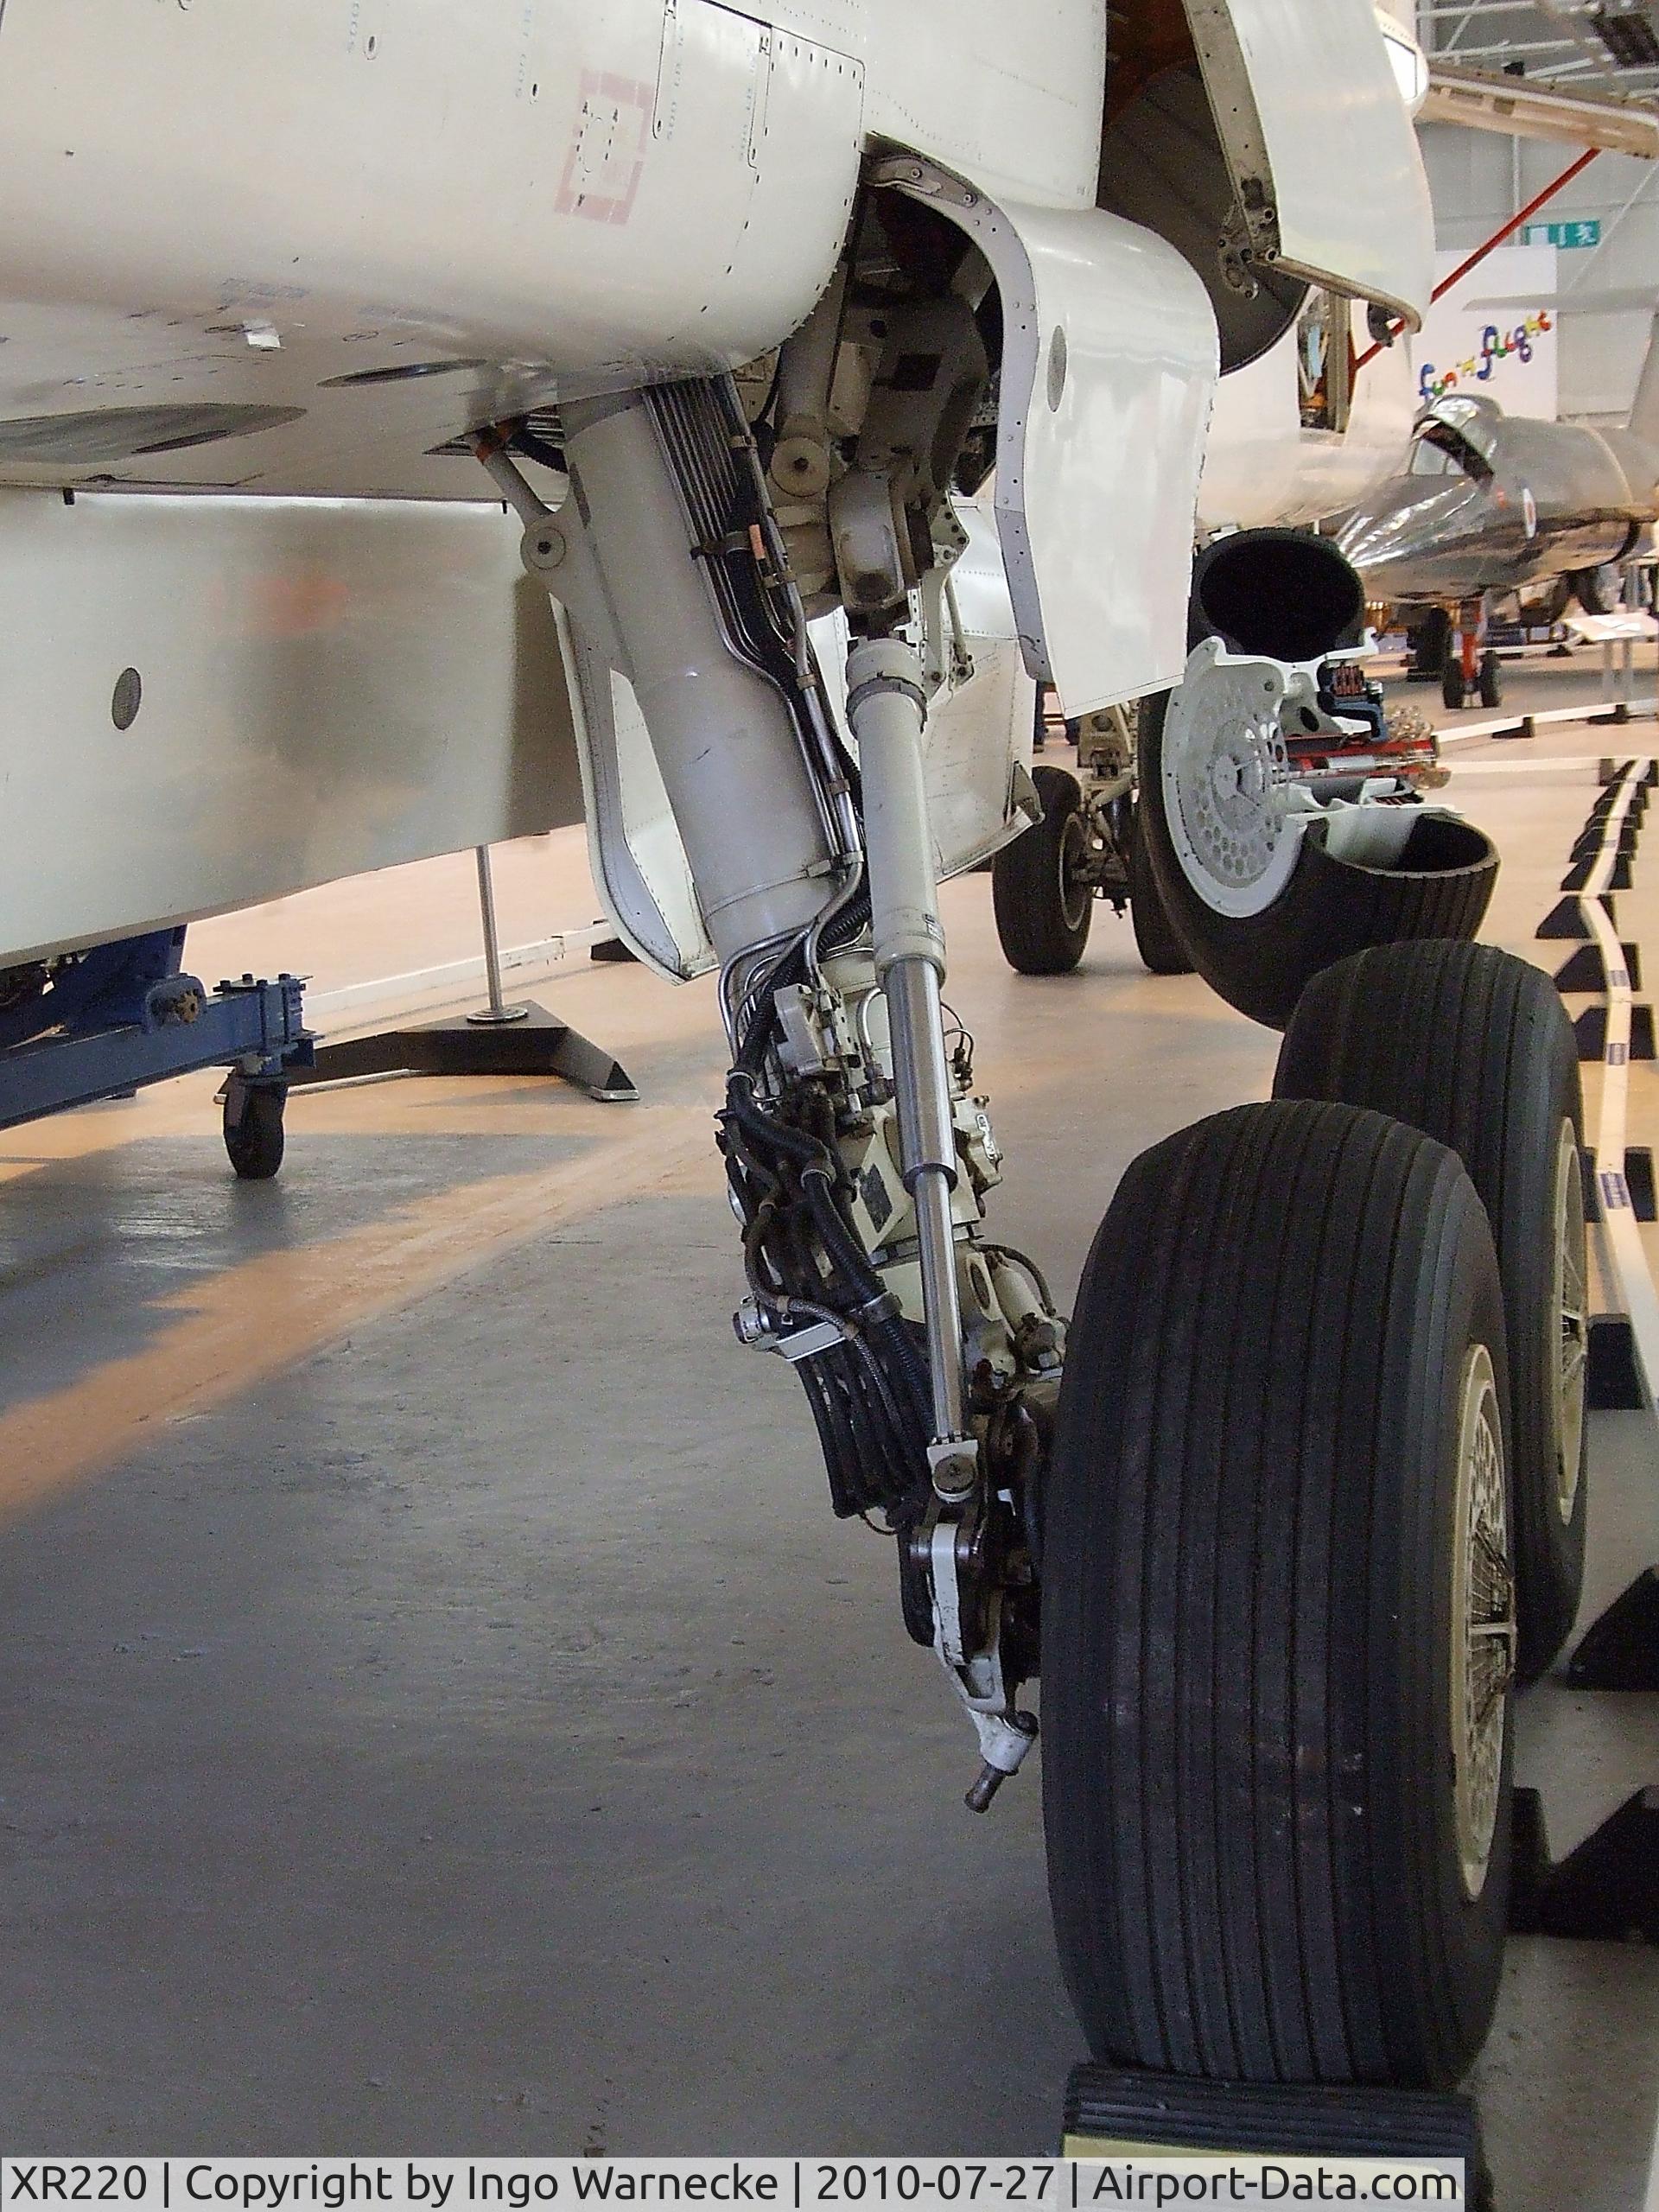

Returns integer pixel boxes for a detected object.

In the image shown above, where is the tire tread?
[1274,944,1586,1678]
[1044,1099,1510,2088]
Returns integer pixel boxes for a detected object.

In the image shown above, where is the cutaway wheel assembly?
[1044,1099,1516,2088]
[1138,685,1498,1028]
[1275,943,1588,1681]
[991,764,1093,975]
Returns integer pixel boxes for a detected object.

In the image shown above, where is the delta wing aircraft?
[0,0,1590,2115]
[1338,333,1659,707]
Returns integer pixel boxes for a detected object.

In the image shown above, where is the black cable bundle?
[721,1057,931,1523]
[639,379,923,1519]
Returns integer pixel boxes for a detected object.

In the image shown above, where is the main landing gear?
[990,707,1192,979]
[497,353,1554,2108]
[1046,1096,1515,2086]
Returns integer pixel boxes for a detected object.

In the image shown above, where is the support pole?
[289,846,637,1102]
[1355,147,1600,372]
[467,847,530,1027]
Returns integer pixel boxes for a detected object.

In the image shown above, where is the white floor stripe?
[1446,756,1601,779]
[1580,762,1659,1415]
[304,923,613,1030]
[1572,760,1659,2212]
[1440,697,1659,744]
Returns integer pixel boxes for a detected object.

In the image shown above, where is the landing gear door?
[878,161,1218,719]
[557,613,718,983]
[1184,0,1433,324]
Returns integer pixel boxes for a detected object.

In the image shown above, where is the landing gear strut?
[499,346,1536,2107]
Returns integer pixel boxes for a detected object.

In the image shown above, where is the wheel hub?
[1551,1118,1588,1524]
[1058,811,1092,934]
[1176,715,1283,893]
[1451,1341,1516,1902]
[1160,649,1300,919]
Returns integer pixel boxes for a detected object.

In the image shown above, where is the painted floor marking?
[1579,760,1659,1421]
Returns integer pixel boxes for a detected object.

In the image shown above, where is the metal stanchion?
[466,847,531,1027]
[289,842,639,1103]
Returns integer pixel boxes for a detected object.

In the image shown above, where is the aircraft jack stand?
[289,846,638,1104]
[0,926,313,1180]
[1061,2068,1492,2209]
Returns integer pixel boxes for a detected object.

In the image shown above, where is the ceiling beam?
[1423,58,1659,152]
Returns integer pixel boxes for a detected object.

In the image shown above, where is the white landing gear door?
[560,620,717,982]
[878,161,1218,721]
[1185,0,1434,322]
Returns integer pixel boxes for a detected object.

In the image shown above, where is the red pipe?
[1353,145,1601,373]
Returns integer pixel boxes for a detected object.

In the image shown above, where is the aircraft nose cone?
[1334,505,1397,575]
[1336,480,1476,590]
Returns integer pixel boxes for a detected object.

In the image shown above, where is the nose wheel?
[1125,803,1193,976]
[1043,1098,1515,2087]
[992,766,1196,980]
[1275,941,1588,1680]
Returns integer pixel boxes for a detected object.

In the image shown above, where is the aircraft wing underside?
[0,0,1430,505]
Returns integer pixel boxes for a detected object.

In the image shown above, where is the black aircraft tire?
[1043,1099,1516,2090]
[1412,605,1453,681]
[1274,944,1588,1681]
[1443,662,1468,711]
[1137,691,1498,1030]
[1478,652,1503,710]
[992,766,1093,976]
[1126,804,1193,976]
[1572,564,1621,619]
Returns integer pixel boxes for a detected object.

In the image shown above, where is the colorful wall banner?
[1413,242,1560,420]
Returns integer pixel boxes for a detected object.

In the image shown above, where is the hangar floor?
[1,655,1656,2204]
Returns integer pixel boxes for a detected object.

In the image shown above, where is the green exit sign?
[1522,219,1602,249]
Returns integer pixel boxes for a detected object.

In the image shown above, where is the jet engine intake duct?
[1190,528,1368,665]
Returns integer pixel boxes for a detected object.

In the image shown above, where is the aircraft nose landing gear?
[505,356,1529,2111]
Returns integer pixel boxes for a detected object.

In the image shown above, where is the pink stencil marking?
[554,71,653,226]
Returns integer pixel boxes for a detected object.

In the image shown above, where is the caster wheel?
[992,765,1093,975]
[1478,652,1503,710]
[1275,943,1588,1680]
[1044,1098,1516,2088]
[224,1084,286,1180]
[1125,803,1192,975]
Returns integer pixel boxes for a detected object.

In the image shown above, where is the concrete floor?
[1,653,1656,2197]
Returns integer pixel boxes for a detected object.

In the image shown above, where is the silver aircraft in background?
[1338,320,1659,707]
